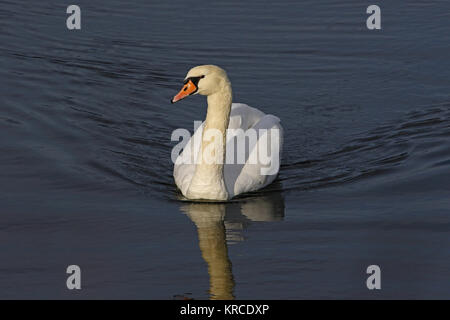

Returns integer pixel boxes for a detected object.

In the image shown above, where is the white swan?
[171,65,283,200]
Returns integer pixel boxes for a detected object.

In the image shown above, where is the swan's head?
[171,65,230,103]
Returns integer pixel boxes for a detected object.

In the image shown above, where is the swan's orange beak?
[171,80,197,104]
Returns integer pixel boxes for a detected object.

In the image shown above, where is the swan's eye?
[184,75,205,87]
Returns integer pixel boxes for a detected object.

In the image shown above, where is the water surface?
[1,0,449,299]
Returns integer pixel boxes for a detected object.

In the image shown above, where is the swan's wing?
[173,122,204,195]
[228,103,266,131]
[225,113,283,197]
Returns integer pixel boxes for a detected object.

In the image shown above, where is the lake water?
[1,0,449,299]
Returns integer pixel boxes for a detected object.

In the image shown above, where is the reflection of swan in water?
[181,203,234,300]
[180,191,285,300]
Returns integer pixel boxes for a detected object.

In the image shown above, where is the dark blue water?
[1,0,449,299]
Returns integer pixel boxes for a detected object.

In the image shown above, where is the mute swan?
[171,65,283,200]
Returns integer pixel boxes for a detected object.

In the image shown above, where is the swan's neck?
[187,84,232,200]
